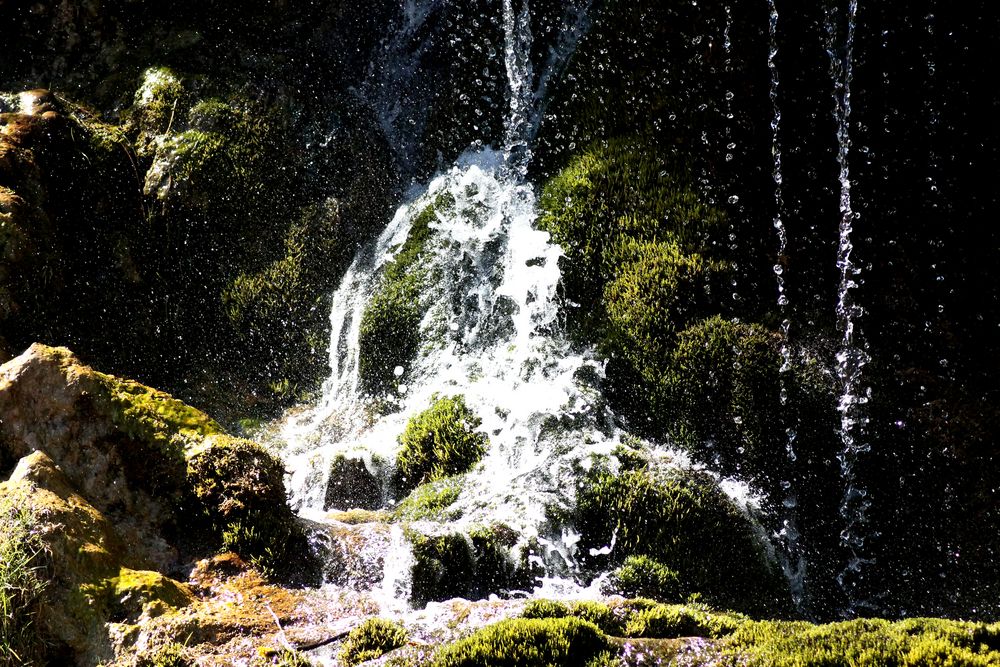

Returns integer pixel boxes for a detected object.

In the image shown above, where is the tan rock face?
[0,343,222,565]
[1,451,193,665]
[0,344,299,665]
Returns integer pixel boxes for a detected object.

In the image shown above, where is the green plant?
[576,468,788,615]
[603,239,728,379]
[339,618,409,666]
[393,475,465,521]
[722,617,1000,667]
[393,395,488,494]
[430,617,610,667]
[358,193,454,395]
[0,498,48,666]
[623,603,744,639]
[522,599,570,620]
[407,530,476,606]
[538,137,724,318]
[138,641,192,667]
[608,555,682,602]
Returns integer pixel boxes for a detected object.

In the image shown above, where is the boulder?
[1,451,194,665]
[0,343,222,566]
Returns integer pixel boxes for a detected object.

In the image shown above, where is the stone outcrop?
[0,343,297,665]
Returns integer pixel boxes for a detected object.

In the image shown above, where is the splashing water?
[827,0,873,614]
[272,0,762,611]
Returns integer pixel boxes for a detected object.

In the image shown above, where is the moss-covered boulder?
[0,451,194,665]
[576,466,788,615]
[430,617,611,667]
[338,617,409,666]
[538,138,724,322]
[406,523,529,606]
[324,454,386,511]
[0,344,301,571]
[392,394,488,495]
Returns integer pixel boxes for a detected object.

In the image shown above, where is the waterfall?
[272,0,747,608]
[827,0,873,613]
[766,0,806,610]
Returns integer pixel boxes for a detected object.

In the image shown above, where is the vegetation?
[430,617,610,667]
[722,617,1000,667]
[607,555,682,602]
[0,498,48,666]
[339,618,409,666]
[575,467,788,615]
[393,395,488,494]
[138,642,192,667]
[358,193,454,395]
[393,475,465,522]
[407,530,476,606]
[538,137,723,321]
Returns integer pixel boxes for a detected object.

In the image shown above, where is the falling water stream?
[827,0,873,614]
[766,0,806,611]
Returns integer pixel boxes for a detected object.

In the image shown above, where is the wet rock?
[324,454,385,511]
[1,451,194,665]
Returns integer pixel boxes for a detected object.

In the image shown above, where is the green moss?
[187,435,314,580]
[224,199,341,403]
[408,530,476,606]
[88,366,223,498]
[78,566,193,624]
[358,193,454,396]
[406,523,525,603]
[576,468,788,615]
[522,599,571,620]
[131,66,186,138]
[604,239,728,379]
[393,395,488,494]
[624,603,745,639]
[538,137,724,318]
[393,475,465,522]
[722,617,1000,667]
[0,497,48,665]
[430,617,611,667]
[608,555,682,602]
[138,642,192,667]
[255,648,316,666]
[339,618,409,666]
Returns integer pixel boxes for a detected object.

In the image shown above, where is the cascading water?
[765,0,807,612]
[827,0,873,614]
[274,0,764,613]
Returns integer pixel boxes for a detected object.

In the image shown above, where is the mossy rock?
[392,475,465,522]
[723,617,1000,667]
[339,618,409,666]
[80,566,194,623]
[537,137,725,321]
[604,239,729,378]
[392,395,488,495]
[324,454,386,511]
[186,434,290,529]
[607,555,683,603]
[576,467,788,615]
[358,193,454,396]
[430,617,611,667]
[407,523,525,605]
[408,530,476,607]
